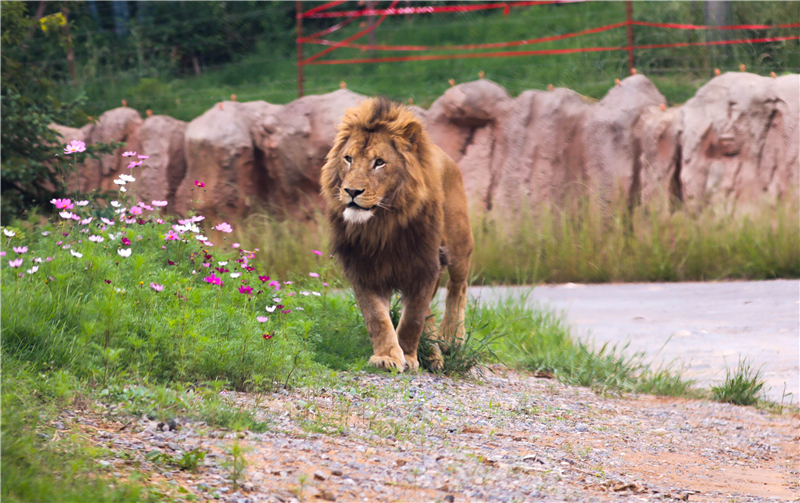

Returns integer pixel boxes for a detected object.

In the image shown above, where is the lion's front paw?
[404,354,420,371]
[368,355,405,372]
[428,343,444,372]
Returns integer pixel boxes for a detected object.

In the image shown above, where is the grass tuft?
[711,358,766,406]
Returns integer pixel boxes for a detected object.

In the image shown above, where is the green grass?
[711,358,767,406]
[53,2,799,122]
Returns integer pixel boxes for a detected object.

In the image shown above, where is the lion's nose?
[344,188,364,199]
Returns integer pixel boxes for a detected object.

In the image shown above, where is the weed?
[711,358,766,406]
[224,439,249,490]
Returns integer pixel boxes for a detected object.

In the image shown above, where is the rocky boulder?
[680,72,799,214]
[137,115,188,209]
[82,107,143,194]
[253,89,366,218]
[175,100,282,220]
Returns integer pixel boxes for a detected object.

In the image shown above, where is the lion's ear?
[403,121,422,151]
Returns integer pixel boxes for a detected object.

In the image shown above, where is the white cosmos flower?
[110,201,121,208]
[114,287,126,293]
[230,272,241,278]
[27,266,39,274]
[312,291,321,296]
[266,305,277,313]
[117,248,132,258]
[218,261,228,266]
[272,297,281,302]
[76,200,89,206]
[113,179,126,186]
[295,307,304,311]
[41,231,50,236]
[186,223,200,234]
[195,235,208,241]
[119,187,127,192]
[34,257,43,263]
[70,250,83,258]
[89,235,104,243]
[119,174,135,182]
[3,229,15,237]
[300,291,310,296]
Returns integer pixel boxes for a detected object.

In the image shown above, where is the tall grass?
[237,199,800,286]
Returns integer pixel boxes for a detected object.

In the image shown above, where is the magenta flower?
[215,267,229,274]
[204,274,223,286]
[150,282,164,292]
[312,250,322,256]
[168,260,176,266]
[281,309,291,314]
[122,151,137,157]
[13,246,27,254]
[238,285,253,295]
[262,333,273,340]
[214,222,232,233]
[165,230,180,240]
[152,200,168,207]
[138,154,150,160]
[121,237,131,246]
[258,275,270,283]
[8,258,23,268]
[51,198,73,209]
[257,316,269,323]
[309,272,319,278]
[64,140,86,154]
[194,180,205,188]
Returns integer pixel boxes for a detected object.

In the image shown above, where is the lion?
[320,97,473,372]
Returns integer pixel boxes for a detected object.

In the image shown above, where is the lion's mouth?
[346,202,374,211]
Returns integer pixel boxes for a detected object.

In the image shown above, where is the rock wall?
[52,72,799,221]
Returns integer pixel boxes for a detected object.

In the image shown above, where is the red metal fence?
[295,1,800,97]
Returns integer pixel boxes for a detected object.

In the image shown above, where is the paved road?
[464,280,799,402]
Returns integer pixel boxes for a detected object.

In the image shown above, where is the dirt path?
[464,280,800,402]
[72,369,798,502]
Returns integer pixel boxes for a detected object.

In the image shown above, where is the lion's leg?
[352,284,405,372]
[420,273,444,371]
[396,288,434,372]
[441,254,470,352]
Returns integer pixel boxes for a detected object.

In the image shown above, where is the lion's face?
[333,132,408,224]
[321,97,430,228]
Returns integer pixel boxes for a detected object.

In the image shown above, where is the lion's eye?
[344,155,352,164]
[374,158,385,169]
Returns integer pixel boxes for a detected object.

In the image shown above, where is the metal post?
[296,1,304,98]
[626,0,635,75]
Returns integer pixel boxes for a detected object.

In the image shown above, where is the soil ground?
[71,369,799,503]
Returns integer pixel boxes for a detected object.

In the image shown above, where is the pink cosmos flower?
[127,161,143,169]
[194,180,205,188]
[284,281,293,285]
[323,282,329,287]
[122,151,137,157]
[156,218,164,224]
[81,217,93,225]
[138,203,154,211]
[312,250,322,256]
[0,251,5,257]
[138,155,150,160]
[64,140,86,154]
[204,274,223,286]
[257,316,269,323]
[152,200,168,207]
[232,243,240,248]
[268,280,280,290]
[215,222,232,233]
[89,235,104,243]
[150,283,164,292]
[8,258,23,268]
[191,215,205,223]
[165,230,180,240]
[51,198,73,209]
[101,217,115,225]
[309,272,319,278]
[238,285,253,295]
[13,246,27,254]
[70,214,81,221]
[123,218,137,224]
[129,206,143,216]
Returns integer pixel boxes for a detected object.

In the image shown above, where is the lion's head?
[321,97,435,227]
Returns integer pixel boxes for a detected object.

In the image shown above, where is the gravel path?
[73,369,798,502]
[464,280,799,402]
